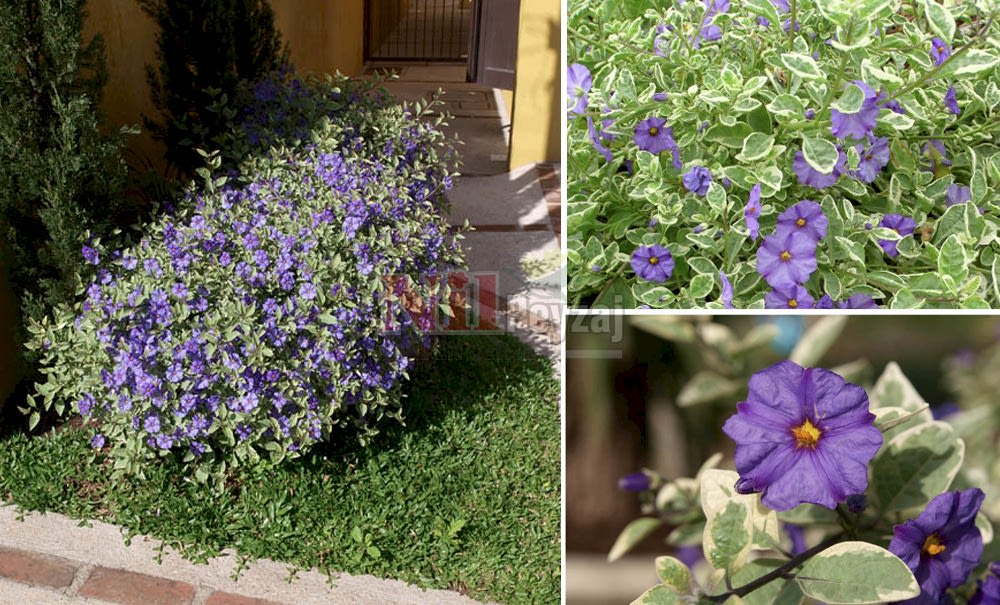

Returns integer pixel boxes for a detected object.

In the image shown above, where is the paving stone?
[204,591,284,605]
[79,567,196,605]
[0,547,78,589]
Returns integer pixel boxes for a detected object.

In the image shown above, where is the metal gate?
[365,0,473,61]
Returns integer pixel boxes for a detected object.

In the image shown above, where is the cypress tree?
[139,0,288,177]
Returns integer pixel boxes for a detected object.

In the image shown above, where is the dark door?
[364,0,473,61]
[468,0,520,89]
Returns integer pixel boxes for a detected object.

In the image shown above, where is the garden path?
[371,63,563,363]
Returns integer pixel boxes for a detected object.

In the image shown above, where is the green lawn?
[0,334,561,605]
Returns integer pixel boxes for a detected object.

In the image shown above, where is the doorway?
[364,0,473,61]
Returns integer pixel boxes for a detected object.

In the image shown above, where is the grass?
[0,334,560,605]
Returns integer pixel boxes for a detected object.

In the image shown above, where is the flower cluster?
[567,0,1000,308]
[27,72,464,480]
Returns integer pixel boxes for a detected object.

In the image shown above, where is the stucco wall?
[84,0,365,168]
[508,0,560,168]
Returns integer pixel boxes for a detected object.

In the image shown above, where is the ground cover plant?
[0,334,561,605]
[23,71,464,485]
[610,317,1000,604]
[568,0,1000,308]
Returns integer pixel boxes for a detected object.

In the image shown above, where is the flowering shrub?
[610,318,998,604]
[23,74,464,483]
[568,0,1000,308]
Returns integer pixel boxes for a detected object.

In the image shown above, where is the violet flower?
[931,37,951,66]
[567,63,592,115]
[631,244,674,283]
[831,81,883,140]
[744,183,762,241]
[945,85,961,115]
[793,149,846,189]
[889,489,985,605]
[722,360,882,510]
[634,117,677,155]
[838,293,879,309]
[682,166,712,196]
[853,136,890,184]
[878,214,917,258]
[946,183,972,207]
[720,271,734,308]
[618,471,652,492]
[756,230,818,289]
[764,285,815,309]
[776,200,828,242]
[587,117,613,162]
[970,561,1000,605]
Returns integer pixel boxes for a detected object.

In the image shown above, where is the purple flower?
[756,230,818,289]
[838,294,879,309]
[704,0,730,14]
[631,244,674,283]
[879,214,917,258]
[853,136,890,183]
[82,245,100,265]
[722,360,882,511]
[776,200,828,242]
[888,489,985,605]
[682,166,712,196]
[90,434,106,449]
[945,85,961,114]
[793,149,846,189]
[586,117,613,162]
[785,524,807,555]
[970,562,1000,605]
[744,184,762,241]
[567,63,592,115]
[804,108,816,120]
[700,23,722,41]
[618,472,652,492]
[764,284,815,309]
[652,92,669,102]
[831,81,881,140]
[720,271,734,308]
[815,294,834,309]
[634,117,678,155]
[931,37,951,66]
[946,183,972,207]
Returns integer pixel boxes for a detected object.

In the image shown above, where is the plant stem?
[703,532,845,603]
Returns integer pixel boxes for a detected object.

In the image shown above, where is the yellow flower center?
[649,126,659,136]
[922,534,946,557]
[788,298,799,308]
[796,218,807,227]
[780,250,792,262]
[791,419,821,448]
[649,256,659,265]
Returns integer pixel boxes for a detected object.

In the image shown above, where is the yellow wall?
[508,0,561,169]
[84,0,365,169]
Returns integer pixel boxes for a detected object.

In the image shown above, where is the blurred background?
[565,314,1000,605]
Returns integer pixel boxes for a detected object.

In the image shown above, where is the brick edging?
[0,546,283,605]
[534,163,562,242]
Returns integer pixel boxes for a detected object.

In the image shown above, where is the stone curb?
[0,506,494,605]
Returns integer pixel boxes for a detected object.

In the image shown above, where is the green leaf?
[789,316,848,367]
[796,541,920,604]
[678,371,742,407]
[860,58,904,87]
[767,94,805,117]
[938,234,970,288]
[704,499,752,573]
[873,405,931,439]
[781,52,824,80]
[857,0,898,20]
[937,49,1000,79]
[688,273,716,300]
[732,559,805,605]
[871,421,965,514]
[977,512,994,545]
[739,132,775,162]
[831,83,866,114]
[655,556,693,594]
[609,518,664,562]
[28,411,39,431]
[630,585,681,605]
[742,0,782,28]
[921,0,955,43]
[869,362,935,416]
[802,137,840,174]
[630,317,697,342]
[704,122,754,148]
